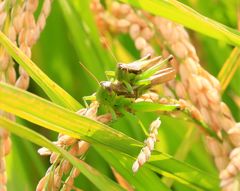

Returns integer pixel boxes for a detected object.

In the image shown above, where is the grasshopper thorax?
[96,81,116,106]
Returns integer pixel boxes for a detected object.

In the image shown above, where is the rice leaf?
[119,0,240,46]
[0,82,219,190]
[0,31,81,111]
[0,116,125,191]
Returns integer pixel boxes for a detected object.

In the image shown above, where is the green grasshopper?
[83,54,175,172]
[83,54,175,119]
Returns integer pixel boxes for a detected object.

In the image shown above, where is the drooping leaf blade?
[0,82,219,190]
[94,146,172,191]
[0,31,81,111]
[0,116,125,191]
[119,0,240,47]
[218,47,240,93]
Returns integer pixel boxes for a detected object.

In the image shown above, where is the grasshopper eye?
[100,81,112,88]
[100,81,114,92]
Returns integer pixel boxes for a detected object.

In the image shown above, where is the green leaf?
[59,0,113,81]
[119,0,240,47]
[0,116,125,191]
[95,146,172,191]
[0,82,219,190]
[7,136,34,191]
[218,47,240,93]
[131,102,180,112]
[7,135,45,190]
[0,31,81,111]
[68,0,115,70]
[162,126,199,187]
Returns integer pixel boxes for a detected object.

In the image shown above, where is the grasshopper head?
[100,81,112,91]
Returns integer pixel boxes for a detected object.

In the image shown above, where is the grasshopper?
[83,54,175,172]
[83,54,175,119]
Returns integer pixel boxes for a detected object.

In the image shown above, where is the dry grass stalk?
[0,0,52,190]
[90,1,239,190]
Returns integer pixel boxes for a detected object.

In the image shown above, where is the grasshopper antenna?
[100,33,119,65]
[79,62,100,86]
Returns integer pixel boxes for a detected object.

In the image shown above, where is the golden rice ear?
[150,67,176,85]
[0,0,53,189]
[91,1,239,190]
[37,103,98,190]
[132,118,161,173]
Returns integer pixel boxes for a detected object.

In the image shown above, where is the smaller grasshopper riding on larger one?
[83,54,176,172]
[84,54,176,119]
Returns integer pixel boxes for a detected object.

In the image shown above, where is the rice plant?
[0,0,239,191]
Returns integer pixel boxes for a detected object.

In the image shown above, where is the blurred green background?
[6,0,240,190]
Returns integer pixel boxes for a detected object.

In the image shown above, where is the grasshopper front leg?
[82,94,97,108]
[105,71,115,80]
